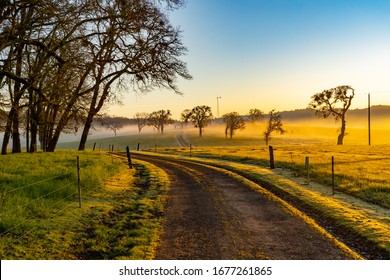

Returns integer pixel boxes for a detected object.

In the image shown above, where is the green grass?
[0,151,169,259]
[57,131,179,151]
[6,124,386,259]
[70,160,170,260]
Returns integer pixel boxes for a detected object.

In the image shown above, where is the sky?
[109,0,390,119]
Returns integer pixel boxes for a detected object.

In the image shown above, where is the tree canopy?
[248,108,263,123]
[0,0,191,153]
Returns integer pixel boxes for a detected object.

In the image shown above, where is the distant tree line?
[98,84,356,146]
[0,0,191,154]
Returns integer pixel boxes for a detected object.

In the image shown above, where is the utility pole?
[368,93,371,146]
[216,96,221,118]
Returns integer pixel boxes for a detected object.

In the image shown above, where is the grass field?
[2,121,390,258]
[58,123,390,208]
[0,151,169,259]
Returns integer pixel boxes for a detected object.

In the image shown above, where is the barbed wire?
[1,173,74,194]
[0,189,78,238]
[1,197,78,252]
[0,180,77,217]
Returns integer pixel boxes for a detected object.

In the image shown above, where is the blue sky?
[110,0,390,119]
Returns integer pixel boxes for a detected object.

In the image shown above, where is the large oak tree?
[189,105,213,137]
[308,85,354,145]
[0,0,191,153]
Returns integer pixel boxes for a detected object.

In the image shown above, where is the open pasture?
[0,151,170,259]
[56,122,390,208]
[135,124,390,209]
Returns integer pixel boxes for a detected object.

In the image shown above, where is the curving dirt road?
[175,132,191,147]
[132,153,355,260]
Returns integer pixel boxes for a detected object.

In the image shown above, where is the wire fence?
[0,173,78,237]
[0,156,114,250]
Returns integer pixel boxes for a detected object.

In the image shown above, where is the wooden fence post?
[126,146,132,169]
[93,142,96,151]
[77,156,81,208]
[305,156,310,181]
[269,145,275,169]
[137,143,140,151]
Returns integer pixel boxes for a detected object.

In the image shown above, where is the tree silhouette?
[189,105,213,137]
[264,110,286,146]
[222,112,245,139]
[135,112,149,133]
[308,85,354,145]
[148,110,173,134]
[180,109,192,128]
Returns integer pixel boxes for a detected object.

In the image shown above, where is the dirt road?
[132,153,354,260]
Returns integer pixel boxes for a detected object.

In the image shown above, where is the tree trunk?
[78,112,94,151]
[46,129,61,152]
[264,132,270,146]
[1,130,10,155]
[1,107,15,155]
[30,117,38,153]
[337,116,346,145]
[12,108,21,153]
[29,98,38,152]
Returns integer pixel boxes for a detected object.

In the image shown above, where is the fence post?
[137,143,140,151]
[269,145,275,169]
[93,142,96,151]
[126,146,132,169]
[77,156,82,208]
[112,145,114,152]
[332,156,335,195]
[305,156,310,181]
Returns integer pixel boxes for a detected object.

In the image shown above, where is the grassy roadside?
[0,151,169,259]
[69,159,170,260]
[135,151,390,259]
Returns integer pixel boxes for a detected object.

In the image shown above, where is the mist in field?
[184,116,390,146]
[2,107,390,150]
[0,125,154,150]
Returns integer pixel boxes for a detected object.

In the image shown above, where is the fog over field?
[2,105,390,150]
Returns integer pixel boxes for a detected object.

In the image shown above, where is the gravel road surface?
[133,153,353,260]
